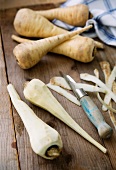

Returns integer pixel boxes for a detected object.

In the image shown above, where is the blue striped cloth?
[53,0,116,46]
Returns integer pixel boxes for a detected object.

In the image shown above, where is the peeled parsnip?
[7,84,63,160]
[13,25,92,69]
[37,4,89,26]
[23,79,107,153]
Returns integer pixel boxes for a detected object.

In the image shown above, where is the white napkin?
[53,0,116,46]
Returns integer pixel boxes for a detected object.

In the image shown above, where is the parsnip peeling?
[101,66,116,111]
[80,73,116,103]
[94,69,116,113]
[100,61,111,82]
[100,61,116,129]
[50,77,71,90]
[50,77,105,93]
[97,93,116,113]
[47,83,80,106]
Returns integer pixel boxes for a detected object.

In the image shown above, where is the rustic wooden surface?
[0,0,66,9]
[0,3,116,170]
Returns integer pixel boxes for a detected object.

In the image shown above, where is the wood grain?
[0,4,116,170]
[0,32,19,169]
[0,0,66,9]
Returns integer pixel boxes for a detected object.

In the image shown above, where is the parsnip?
[12,34,103,50]
[12,34,96,64]
[7,84,63,160]
[37,4,89,26]
[13,25,92,69]
[13,8,105,63]
[14,8,67,38]
[51,35,96,63]
[13,8,103,49]
[13,8,98,63]
[23,79,107,153]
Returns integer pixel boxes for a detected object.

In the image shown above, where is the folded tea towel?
[53,0,116,46]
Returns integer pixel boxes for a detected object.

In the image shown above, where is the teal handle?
[80,96,113,139]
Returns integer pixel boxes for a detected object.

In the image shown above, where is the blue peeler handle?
[80,95,113,139]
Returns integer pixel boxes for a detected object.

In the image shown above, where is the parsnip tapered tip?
[11,34,15,40]
[103,148,107,154]
[79,25,93,32]
[87,25,93,29]
[94,41,104,49]
[24,81,29,88]
[12,34,21,42]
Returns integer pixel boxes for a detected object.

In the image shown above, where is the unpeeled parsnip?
[37,4,89,26]
[13,8,103,49]
[51,35,96,63]
[12,34,96,64]
[23,79,107,153]
[7,84,63,159]
[14,8,67,38]
[13,25,92,69]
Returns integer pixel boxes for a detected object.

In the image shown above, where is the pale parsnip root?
[12,34,103,50]
[12,35,32,43]
[12,34,96,63]
[13,25,93,69]
[37,4,89,26]
[23,78,107,153]
[13,8,104,49]
[13,8,97,63]
[14,8,67,38]
[7,84,63,159]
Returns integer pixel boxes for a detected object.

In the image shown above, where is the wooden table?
[0,3,116,170]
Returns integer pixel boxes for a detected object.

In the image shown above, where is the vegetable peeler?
[60,71,113,139]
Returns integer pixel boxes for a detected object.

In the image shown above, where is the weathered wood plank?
[0,5,115,170]
[0,0,66,10]
[0,31,19,169]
